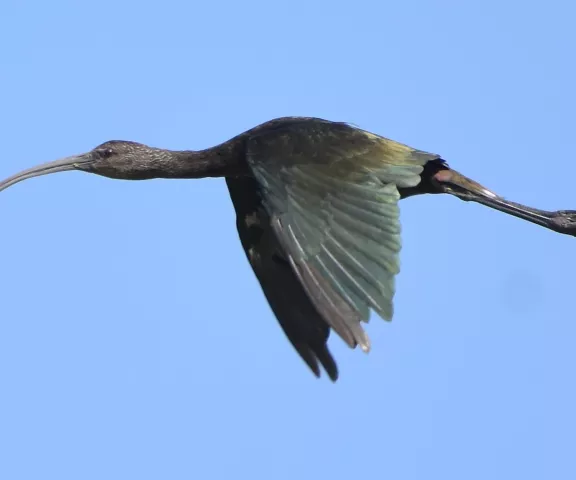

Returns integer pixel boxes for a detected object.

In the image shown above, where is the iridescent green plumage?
[2,116,575,381]
[246,119,438,353]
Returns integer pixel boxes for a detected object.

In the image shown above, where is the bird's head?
[0,140,171,192]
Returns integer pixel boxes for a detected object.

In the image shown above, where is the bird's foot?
[549,210,576,236]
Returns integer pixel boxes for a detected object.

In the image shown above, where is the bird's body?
[1,116,575,380]
[225,117,444,380]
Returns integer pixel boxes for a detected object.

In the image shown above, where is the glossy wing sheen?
[226,176,339,380]
[247,118,438,351]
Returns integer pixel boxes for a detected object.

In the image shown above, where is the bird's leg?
[432,168,576,237]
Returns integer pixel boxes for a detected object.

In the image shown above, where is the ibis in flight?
[1,117,574,380]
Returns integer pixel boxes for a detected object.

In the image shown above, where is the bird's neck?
[160,140,246,179]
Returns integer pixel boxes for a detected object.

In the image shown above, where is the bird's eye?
[95,148,114,159]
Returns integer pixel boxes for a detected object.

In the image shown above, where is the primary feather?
[237,118,438,369]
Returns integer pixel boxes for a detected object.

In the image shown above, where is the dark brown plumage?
[1,116,575,380]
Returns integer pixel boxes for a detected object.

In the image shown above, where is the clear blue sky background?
[1,1,575,479]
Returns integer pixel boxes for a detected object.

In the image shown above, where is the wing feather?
[225,176,341,380]
[246,119,439,351]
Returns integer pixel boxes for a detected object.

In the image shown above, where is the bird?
[1,116,575,381]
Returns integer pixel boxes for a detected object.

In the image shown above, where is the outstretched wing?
[226,175,339,380]
[245,118,438,353]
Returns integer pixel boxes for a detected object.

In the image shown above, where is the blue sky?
[1,1,575,479]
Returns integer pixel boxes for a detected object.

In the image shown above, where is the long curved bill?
[0,153,93,193]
